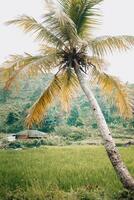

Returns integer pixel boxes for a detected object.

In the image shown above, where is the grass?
[0,146,134,199]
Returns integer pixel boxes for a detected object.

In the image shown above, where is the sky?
[0,0,134,83]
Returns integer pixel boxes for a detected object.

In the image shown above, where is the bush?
[6,136,65,149]
[116,189,134,200]
[8,141,23,149]
[23,139,43,148]
[69,132,85,141]
[45,135,65,146]
[91,123,98,129]
[55,126,91,141]
[55,126,72,137]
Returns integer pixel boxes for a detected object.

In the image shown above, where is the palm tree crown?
[1,0,134,127]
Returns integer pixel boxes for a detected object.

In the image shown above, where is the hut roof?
[16,130,47,138]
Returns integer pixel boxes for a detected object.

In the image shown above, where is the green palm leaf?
[59,0,101,39]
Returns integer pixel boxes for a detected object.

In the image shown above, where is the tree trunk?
[75,67,134,191]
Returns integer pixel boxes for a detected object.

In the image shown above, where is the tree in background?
[1,0,134,190]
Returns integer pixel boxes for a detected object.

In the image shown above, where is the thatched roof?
[16,130,47,138]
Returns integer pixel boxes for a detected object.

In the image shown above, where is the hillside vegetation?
[0,75,134,140]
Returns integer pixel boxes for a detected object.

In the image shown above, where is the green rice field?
[0,146,134,200]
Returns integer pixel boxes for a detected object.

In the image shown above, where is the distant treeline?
[0,74,134,134]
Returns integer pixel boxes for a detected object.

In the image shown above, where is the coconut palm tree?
[1,0,134,190]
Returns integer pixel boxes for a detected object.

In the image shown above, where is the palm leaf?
[25,75,62,128]
[6,15,64,47]
[59,0,101,39]
[59,69,79,111]
[39,45,59,55]
[87,56,108,71]
[43,3,79,45]
[1,53,59,90]
[26,69,79,127]
[89,0,103,7]
[92,70,133,118]
[59,0,103,14]
[90,35,134,56]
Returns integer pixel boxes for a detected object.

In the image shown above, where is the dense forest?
[0,74,134,136]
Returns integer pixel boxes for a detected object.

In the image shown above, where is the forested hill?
[0,74,134,134]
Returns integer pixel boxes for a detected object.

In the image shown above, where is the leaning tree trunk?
[75,67,134,191]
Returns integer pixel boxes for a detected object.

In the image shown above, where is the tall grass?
[0,146,134,199]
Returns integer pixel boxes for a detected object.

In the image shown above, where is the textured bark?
[75,67,134,191]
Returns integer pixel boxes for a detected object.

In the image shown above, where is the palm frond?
[43,0,80,46]
[90,35,134,56]
[87,56,108,71]
[59,69,79,111]
[25,75,61,128]
[39,45,59,55]
[25,69,79,127]
[92,70,133,118]
[26,70,79,127]
[6,15,64,47]
[89,0,103,7]
[59,0,103,14]
[1,53,59,90]
[59,0,101,39]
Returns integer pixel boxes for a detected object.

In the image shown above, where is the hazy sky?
[0,0,134,83]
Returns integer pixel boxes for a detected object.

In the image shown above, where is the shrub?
[8,141,23,149]
[116,189,134,200]
[5,136,66,149]
[55,126,91,141]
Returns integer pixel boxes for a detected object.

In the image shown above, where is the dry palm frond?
[90,35,134,57]
[25,69,79,128]
[25,75,61,128]
[92,70,133,118]
[1,54,40,89]
[1,53,59,90]
[39,45,59,56]
[87,56,108,71]
[59,69,79,111]
[6,15,64,48]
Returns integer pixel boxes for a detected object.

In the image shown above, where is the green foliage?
[7,140,43,149]
[67,106,79,126]
[116,189,134,200]
[8,141,23,149]
[5,137,66,149]
[91,123,98,129]
[0,89,10,103]
[6,112,18,125]
[39,110,61,133]
[55,125,90,141]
